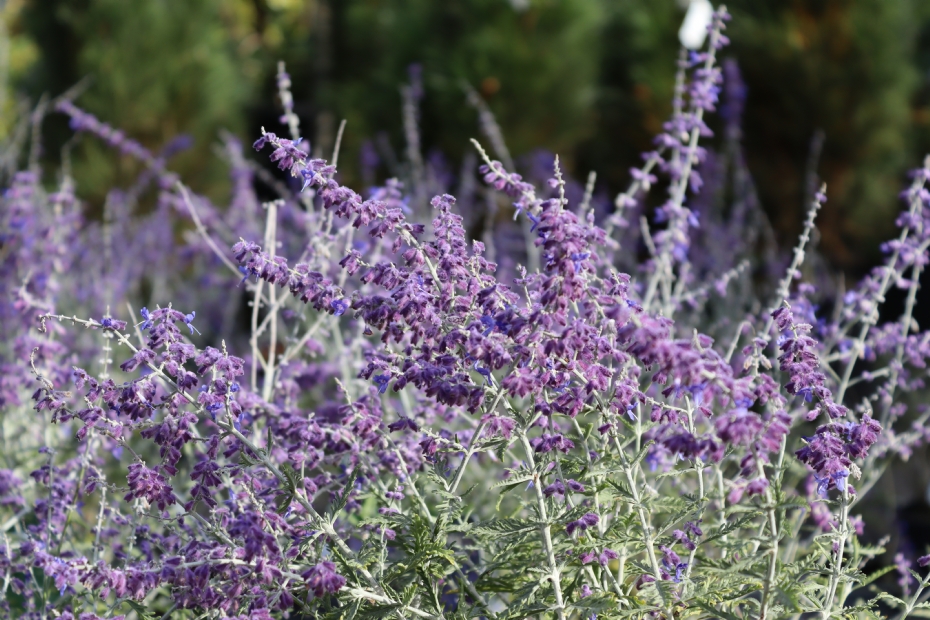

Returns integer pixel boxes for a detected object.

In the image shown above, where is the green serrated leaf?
[425,465,451,493]
[629,439,654,470]
[340,599,362,620]
[692,600,743,620]
[124,600,157,620]
[275,489,295,514]
[857,564,895,589]
[239,450,260,466]
[703,515,756,543]
[401,583,418,606]
[329,466,361,520]
[606,478,635,502]
[494,481,530,511]
[280,462,300,493]
[459,482,480,499]
[656,466,699,480]
[475,518,540,538]
[775,498,811,510]
[478,436,512,454]
[358,604,402,619]
[492,473,534,489]
[870,591,906,609]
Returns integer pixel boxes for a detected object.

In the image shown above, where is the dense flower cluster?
[6,7,930,620]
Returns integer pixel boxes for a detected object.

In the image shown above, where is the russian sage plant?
[4,6,930,620]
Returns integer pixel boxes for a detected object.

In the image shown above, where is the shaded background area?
[6,0,930,580]
[5,0,930,272]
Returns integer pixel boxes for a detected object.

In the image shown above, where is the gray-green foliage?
[307,407,899,619]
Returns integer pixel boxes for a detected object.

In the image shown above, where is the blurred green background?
[4,0,930,273]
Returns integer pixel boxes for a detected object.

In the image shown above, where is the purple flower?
[773,304,847,419]
[795,425,855,491]
[686,520,703,538]
[473,362,493,386]
[673,529,696,551]
[813,475,830,498]
[183,311,200,336]
[714,407,762,446]
[420,436,439,457]
[482,414,515,439]
[897,553,914,596]
[660,545,689,583]
[598,548,619,566]
[533,433,575,454]
[387,417,419,433]
[99,317,127,330]
[746,478,769,496]
[373,374,391,394]
[120,348,155,373]
[304,561,346,598]
[17,24,930,618]
[846,414,881,459]
[330,299,349,316]
[543,479,566,500]
[139,307,153,330]
[567,512,599,535]
[124,462,176,511]
[567,479,585,493]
